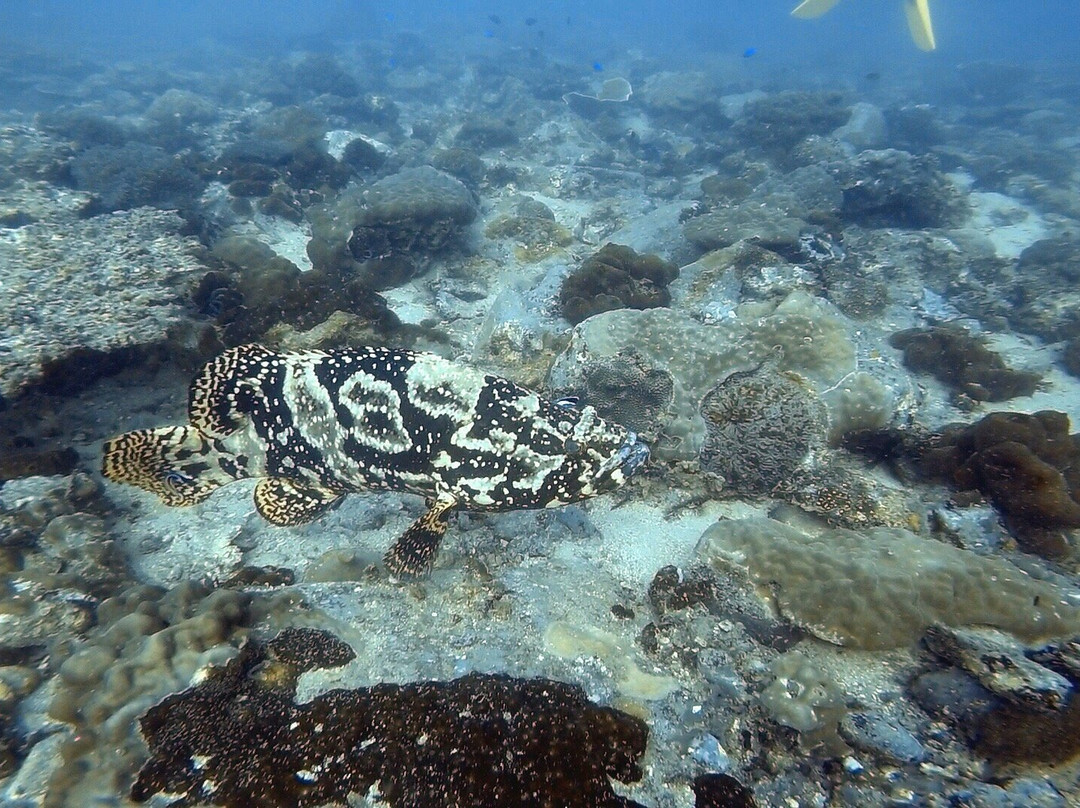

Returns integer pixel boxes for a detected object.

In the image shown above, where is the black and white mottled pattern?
[103,345,649,573]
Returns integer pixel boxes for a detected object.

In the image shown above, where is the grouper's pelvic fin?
[101,426,239,507]
[253,477,344,526]
[384,497,458,576]
[903,0,936,51]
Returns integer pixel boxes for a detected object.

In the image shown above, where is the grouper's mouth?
[599,431,650,479]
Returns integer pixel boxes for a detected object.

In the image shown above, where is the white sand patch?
[962,190,1047,259]
[572,498,763,588]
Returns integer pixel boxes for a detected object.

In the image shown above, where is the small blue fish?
[483,29,495,38]
[742,47,757,58]
[592,61,604,72]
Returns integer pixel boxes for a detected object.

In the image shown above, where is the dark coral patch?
[920,411,1080,557]
[560,243,679,325]
[890,326,1041,402]
[132,631,649,807]
[693,773,758,808]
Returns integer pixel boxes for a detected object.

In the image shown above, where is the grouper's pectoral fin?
[384,497,459,576]
[903,0,935,51]
[253,477,344,526]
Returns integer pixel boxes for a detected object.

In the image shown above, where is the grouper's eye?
[564,438,581,456]
[162,469,195,494]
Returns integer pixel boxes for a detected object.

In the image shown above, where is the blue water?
[4,1,1079,70]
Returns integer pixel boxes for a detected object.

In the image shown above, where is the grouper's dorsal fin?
[188,344,276,437]
[102,426,236,506]
[253,477,344,526]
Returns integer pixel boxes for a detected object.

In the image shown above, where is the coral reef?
[454,115,518,150]
[698,361,826,496]
[890,326,1041,402]
[559,243,679,325]
[133,630,649,807]
[682,202,805,255]
[575,350,674,440]
[431,146,487,186]
[760,651,848,755]
[194,237,402,345]
[485,207,572,264]
[550,293,856,460]
[913,631,1080,767]
[0,208,208,402]
[735,91,851,160]
[41,582,260,806]
[70,142,205,215]
[697,517,1080,650]
[1010,233,1080,342]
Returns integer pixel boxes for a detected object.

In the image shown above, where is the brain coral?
[697,517,1080,650]
[699,362,826,495]
[578,350,675,439]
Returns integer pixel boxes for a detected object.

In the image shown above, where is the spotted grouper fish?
[102,345,649,574]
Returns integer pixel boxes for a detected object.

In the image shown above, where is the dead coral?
[132,630,649,807]
[559,243,678,325]
[890,326,1041,402]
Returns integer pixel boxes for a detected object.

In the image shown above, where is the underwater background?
[1,1,1080,806]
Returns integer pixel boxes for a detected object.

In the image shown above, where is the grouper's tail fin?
[102,426,236,507]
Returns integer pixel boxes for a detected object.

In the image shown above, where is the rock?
[839,712,927,765]
[0,208,207,402]
[923,625,1073,712]
[833,102,887,150]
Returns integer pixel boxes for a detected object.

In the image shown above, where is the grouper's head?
[538,399,650,505]
[101,426,240,507]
